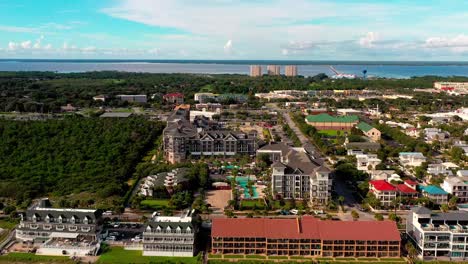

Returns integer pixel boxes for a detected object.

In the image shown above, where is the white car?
[289,209,299,215]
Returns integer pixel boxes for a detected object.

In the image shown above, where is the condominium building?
[285,65,298,77]
[143,210,198,257]
[212,217,401,258]
[442,176,468,203]
[163,108,258,163]
[250,65,262,77]
[406,207,468,259]
[163,93,184,105]
[258,143,332,205]
[16,198,102,256]
[267,65,280,75]
[434,82,468,95]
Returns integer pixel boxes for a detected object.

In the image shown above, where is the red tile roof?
[396,184,418,194]
[369,180,397,192]
[404,179,418,186]
[164,92,184,98]
[212,217,400,241]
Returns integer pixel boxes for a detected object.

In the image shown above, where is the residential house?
[370,170,396,181]
[427,164,454,177]
[356,154,381,171]
[399,152,427,168]
[396,180,419,199]
[369,180,397,207]
[163,93,184,105]
[212,217,401,258]
[442,177,468,204]
[405,128,420,138]
[139,168,189,197]
[406,207,468,259]
[92,94,108,102]
[16,198,102,256]
[423,128,449,143]
[305,114,359,131]
[260,143,332,205]
[143,210,198,256]
[420,185,448,204]
[357,122,381,142]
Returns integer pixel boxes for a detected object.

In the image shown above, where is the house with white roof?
[399,152,427,168]
[356,154,381,171]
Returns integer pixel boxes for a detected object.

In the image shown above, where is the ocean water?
[0,59,467,78]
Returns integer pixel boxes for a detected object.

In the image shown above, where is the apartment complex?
[406,207,468,259]
[212,217,401,258]
[434,82,468,95]
[258,143,332,205]
[143,210,198,257]
[163,108,258,163]
[267,65,280,75]
[285,65,298,77]
[16,199,102,256]
[305,114,359,131]
[250,65,262,77]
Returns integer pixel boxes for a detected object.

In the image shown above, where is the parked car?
[289,209,299,215]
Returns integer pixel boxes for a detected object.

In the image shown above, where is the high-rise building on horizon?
[267,65,280,75]
[250,65,262,77]
[285,65,298,77]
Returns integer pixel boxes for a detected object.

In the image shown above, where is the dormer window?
[146,226,152,232]
[32,214,40,223]
[166,226,172,233]
[156,226,161,233]
[186,227,192,233]
[58,215,64,223]
[70,216,76,224]
[83,216,90,225]
[176,226,182,234]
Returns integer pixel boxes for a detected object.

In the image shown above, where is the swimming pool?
[227,176,258,199]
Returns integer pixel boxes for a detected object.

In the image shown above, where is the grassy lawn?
[0,253,73,263]
[357,258,379,261]
[245,255,266,259]
[223,254,244,259]
[318,130,342,136]
[240,199,266,209]
[268,256,289,259]
[208,254,222,259]
[140,199,171,210]
[0,219,18,229]
[97,247,200,264]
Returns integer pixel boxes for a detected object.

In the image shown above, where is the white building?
[399,152,427,167]
[143,210,198,257]
[406,207,468,259]
[356,154,381,171]
[423,128,449,143]
[442,177,468,204]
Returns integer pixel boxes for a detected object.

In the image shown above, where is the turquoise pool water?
[227,176,258,199]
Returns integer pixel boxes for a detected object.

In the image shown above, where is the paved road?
[268,103,322,160]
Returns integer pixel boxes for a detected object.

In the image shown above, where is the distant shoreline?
[2,59,468,66]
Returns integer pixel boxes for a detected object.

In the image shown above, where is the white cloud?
[223,39,233,54]
[21,40,31,49]
[148,48,160,55]
[359,32,379,48]
[424,34,468,48]
[8,41,18,51]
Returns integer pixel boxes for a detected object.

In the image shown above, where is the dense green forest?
[1,71,468,112]
[0,116,165,202]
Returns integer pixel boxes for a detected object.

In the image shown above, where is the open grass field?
[318,129,342,136]
[0,253,73,263]
[140,199,171,210]
[97,247,200,264]
[240,199,266,209]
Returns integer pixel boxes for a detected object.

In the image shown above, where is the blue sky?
[0,0,468,60]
